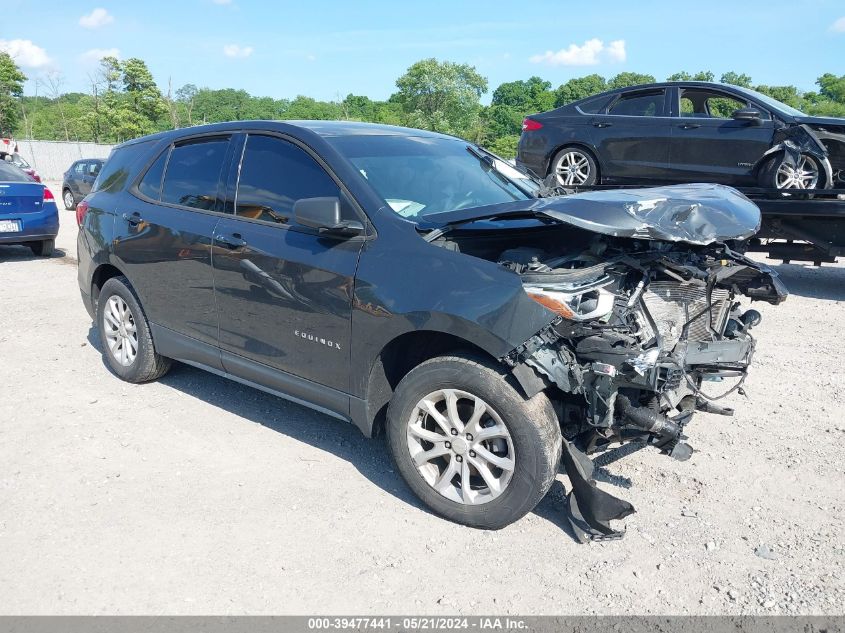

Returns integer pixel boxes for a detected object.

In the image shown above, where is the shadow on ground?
[770,262,845,301]
[86,325,583,540]
[0,244,71,264]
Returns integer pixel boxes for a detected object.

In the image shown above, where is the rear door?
[111,135,235,364]
[588,88,673,183]
[212,132,365,394]
[669,87,775,185]
[79,161,100,196]
[69,161,87,197]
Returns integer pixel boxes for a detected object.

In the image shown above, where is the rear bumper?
[0,203,59,244]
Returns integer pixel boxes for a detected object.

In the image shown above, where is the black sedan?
[517,81,845,191]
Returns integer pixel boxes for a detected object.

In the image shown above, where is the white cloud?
[223,44,254,58]
[831,16,845,32]
[529,38,626,66]
[606,39,626,62]
[80,48,121,62]
[305,54,317,62]
[0,39,52,68]
[79,8,114,29]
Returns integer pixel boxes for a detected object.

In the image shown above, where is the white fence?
[15,140,115,181]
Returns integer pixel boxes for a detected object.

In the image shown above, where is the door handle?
[214,233,247,249]
[122,212,142,226]
[593,122,612,128]
[679,123,701,129]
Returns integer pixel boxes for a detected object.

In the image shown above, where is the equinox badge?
[294,329,341,350]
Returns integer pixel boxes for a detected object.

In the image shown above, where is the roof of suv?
[114,120,456,150]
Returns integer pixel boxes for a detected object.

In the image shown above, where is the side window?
[137,148,170,201]
[680,97,695,115]
[235,134,346,226]
[161,137,229,211]
[608,90,666,117]
[74,162,85,174]
[705,94,746,119]
[88,162,101,176]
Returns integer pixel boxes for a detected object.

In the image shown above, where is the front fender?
[754,124,833,188]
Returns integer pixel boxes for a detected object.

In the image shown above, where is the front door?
[212,133,365,393]
[589,88,673,183]
[669,87,775,185]
[111,135,233,356]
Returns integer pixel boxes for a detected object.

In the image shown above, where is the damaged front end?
[452,185,788,541]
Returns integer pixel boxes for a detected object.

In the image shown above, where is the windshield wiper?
[422,210,546,243]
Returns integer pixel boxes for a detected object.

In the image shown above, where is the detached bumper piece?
[560,440,635,542]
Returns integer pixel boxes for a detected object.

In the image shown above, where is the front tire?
[758,153,823,191]
[97,276,171,383]
[386,355,562,529]
[550,147,598,187]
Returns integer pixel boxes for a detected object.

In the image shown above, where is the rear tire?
[549,146,598,187]
[97,276,172,383]
[30,239,54,257]
[386,355,562,529]
[63,189,76,210]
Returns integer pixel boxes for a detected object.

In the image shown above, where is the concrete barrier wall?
[15,140,115,181]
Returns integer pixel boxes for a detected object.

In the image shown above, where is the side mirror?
[731,108,761,124]
[294,196,363,237]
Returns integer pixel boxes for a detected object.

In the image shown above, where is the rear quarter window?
[93,141,154,194]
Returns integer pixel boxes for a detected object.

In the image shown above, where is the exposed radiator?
[639,282,730,350]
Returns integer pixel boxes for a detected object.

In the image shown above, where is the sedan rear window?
[0,161,32,182]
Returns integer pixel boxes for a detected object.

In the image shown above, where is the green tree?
[491,76,554,113]
[0,52,27,137]
[720,72,752,88]
[121,57,166,123]
[553,74,606,107]
[607,72,656,90]
[393,58,487,135]
[666,71,715,82]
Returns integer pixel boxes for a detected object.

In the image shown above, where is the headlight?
[524,283,616,321]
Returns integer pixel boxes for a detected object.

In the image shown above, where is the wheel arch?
[90,262,128,310]
[361,330,502,438]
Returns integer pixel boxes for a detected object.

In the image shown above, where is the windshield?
[742,88,807,117]
[327,135,531,222]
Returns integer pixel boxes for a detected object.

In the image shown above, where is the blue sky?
[2,0,844,103]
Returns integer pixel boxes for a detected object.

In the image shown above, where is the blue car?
[0,160,59,256]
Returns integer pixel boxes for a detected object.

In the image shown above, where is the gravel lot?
[1,190,843,615]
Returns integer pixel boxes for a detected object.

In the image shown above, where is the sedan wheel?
[103,295,138,367]
[407,388,515,505]
[775,155,819,189]
[552,149,595,186]
[63,190,75,210]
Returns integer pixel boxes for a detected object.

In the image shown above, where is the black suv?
[77,121,786,537]
[62,158,104,209]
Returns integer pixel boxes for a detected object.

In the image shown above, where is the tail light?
[43,187,55,202]
[76,199,90,226]
[522,118,543,131]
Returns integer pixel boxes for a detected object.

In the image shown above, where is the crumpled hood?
[530,183,761,245]
[425,183,762,246]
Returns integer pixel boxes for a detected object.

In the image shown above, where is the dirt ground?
[1,194,843,615]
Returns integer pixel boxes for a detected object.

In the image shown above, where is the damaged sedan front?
[418,183,786,539]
